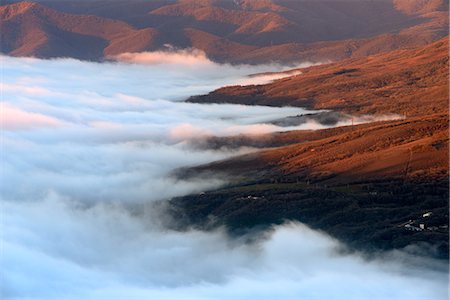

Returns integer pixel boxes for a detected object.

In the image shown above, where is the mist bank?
[1,55,320,204]
[1,54,448,299]
[3,197,448,300]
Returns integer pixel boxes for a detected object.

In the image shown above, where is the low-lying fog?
[1,53,447,299]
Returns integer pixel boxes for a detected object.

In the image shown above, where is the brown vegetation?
[174,37,449,257]
[194,114,448,185]
[187,37,449,186]
[0,1,160,59]
[190,37,449,117]
[1,0,448,63]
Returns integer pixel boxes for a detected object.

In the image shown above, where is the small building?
[423,212,433,218]
[404,224,422,231]
[419,223,426,230]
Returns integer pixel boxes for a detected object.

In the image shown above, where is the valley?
[2,1,449,298]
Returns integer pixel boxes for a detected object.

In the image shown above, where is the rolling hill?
[1,0,448,63]
[2,0,448,259]
[170,37,449,259]
[189,37,449,116]
[185,37,449,192]
[0,1,160,59]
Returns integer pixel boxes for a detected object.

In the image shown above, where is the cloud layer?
[112,48,214,66]
[1,55,447,299]
[3,198,447,300]
[111,48,316,85]
[1,55,315,203]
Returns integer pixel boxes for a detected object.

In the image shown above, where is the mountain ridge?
[1,0,448,63]
[189,37,449,116]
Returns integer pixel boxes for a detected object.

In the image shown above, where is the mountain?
[187,36,449,190]
[1,0,448,63]
[170,38,449,259]
[170,114,449,258]
[189,114,448,185]
[2,0,449,260]
[0,1,160,59]
[189,37,449,116]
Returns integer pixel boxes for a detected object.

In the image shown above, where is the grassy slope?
[170,115,449,259]
[172,38,449,259]
[1,0,448,63]
[189,37,449,117]
[189,114,448,185]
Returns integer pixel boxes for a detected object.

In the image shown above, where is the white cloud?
[111,48,214,66]
[2,197,447,300]
[1,55,446,299]
[109,49,319,86]
[238,70,303,85]
[0,103,66,130]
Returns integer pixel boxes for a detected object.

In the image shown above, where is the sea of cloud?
[1,53,447,299]
[0,55,320,203]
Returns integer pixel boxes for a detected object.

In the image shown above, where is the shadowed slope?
[170,115,449,259]
[0,1,161,59]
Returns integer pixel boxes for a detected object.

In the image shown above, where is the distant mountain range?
[1,0,448,63]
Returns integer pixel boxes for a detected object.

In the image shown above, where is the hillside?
[170,114,449,259]
[1,0,448,63]
[2,0,448,260]
[170,37,449,259]
[0,1,160,59]
[188,114,448,185]
[189,37,449,116]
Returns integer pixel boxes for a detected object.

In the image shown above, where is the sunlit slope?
[190,37,449,117]
[176,36,449,258]
[0,1,159,59]
[192,114,448,184]
[1,0,448,63]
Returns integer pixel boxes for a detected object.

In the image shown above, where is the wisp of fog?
[0,53,447,300]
